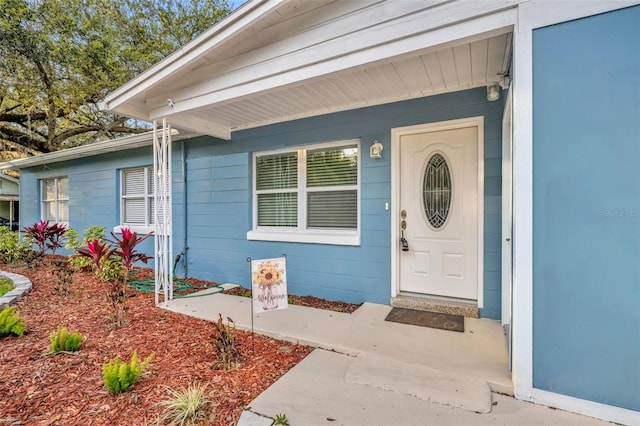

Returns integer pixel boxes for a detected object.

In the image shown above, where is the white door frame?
[391,116,484,308]
[502,86,513,326]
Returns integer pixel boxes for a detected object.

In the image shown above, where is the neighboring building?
[1,1,638,424]
[0,174,19,230]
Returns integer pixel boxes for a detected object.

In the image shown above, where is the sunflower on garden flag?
[251,257,288,313]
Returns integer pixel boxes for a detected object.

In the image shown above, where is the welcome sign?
[251,257,288,313]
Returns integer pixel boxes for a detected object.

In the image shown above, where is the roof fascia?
[101,0,285,114]
[0,130,195,171]
[0,174,19,184]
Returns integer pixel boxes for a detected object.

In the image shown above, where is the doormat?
[385,307,464,332]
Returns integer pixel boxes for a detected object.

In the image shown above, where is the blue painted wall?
[19,147,157,258]
[533,6,640,411]
[179,87,503,316]
[19,87,503,317]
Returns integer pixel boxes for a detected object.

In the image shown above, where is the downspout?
[181,139,189,276]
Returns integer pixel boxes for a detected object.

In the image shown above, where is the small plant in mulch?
[157,384,214,426]
[22,220,67,256]
[211,314,241,371]
[75,227,152,328]
[102,350,154,394]
[50,257,75,296]
[0,306,25,337]
[48,326,83,353]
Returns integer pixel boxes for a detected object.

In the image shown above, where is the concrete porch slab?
[243,349,612,426]
[163,293,512,394]
[345,354,492,413]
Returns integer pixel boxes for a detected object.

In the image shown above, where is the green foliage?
[274,413,290,426]
[102,350,154,394]
[102,259,128,328]
[0,0,232,152]
[66,226,106,271]
[49,326,83,352]
[211,314,240,370]
[0,306,25,337]
[0,278,14,297]
[157,384,211,426]
[0,227,33,263]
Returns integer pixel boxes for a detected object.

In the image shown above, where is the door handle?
[400,237,409,252]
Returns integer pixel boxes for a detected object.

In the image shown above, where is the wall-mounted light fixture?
[486,83,500,102]
[370,140,383,159]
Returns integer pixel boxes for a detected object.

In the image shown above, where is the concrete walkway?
[163,292,610,426]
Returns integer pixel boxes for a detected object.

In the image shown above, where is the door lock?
[400,210,409,252]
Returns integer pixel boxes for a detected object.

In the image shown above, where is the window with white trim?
[41,176,69,224]
[120,166,154,231]
[248,140,360,246]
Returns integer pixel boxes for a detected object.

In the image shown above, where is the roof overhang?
[0,129,195,170]
[102,0,517,140]
[0,174,19,184]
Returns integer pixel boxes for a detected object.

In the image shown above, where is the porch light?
[487,83,500,102]
[370,140,383,159]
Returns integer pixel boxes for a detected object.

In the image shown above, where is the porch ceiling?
[103,0,515,139]
[193,33,512,134]
[167,31,511,137]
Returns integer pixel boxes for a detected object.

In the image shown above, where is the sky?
[229,0,248,10]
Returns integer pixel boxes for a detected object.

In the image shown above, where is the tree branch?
[0,125,47,152]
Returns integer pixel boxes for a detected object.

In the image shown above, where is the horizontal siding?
[18,87,502,315]
[183,87,502,309]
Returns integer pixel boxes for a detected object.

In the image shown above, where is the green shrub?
[102,350,154,394]
[0,227,34,263]
[65,226,106,271]
[49,326,83,352]
[0,306,25,337]
[0,278,14,297]
[157,384,212,426]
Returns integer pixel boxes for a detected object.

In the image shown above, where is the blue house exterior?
[3,1,638,424]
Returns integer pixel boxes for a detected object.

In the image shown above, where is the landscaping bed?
[0,257,313,425]
[225,286,362,314]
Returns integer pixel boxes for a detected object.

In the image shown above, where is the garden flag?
[251,257,288,313]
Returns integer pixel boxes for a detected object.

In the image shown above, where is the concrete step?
[391,295,479,318]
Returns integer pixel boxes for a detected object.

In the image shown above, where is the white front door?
[399,125,479,300]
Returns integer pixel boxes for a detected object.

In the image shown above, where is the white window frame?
[40,176,69,225]
[247,139,361,246]
[115,166,154,234]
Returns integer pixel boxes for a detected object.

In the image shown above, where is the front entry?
[398,124,479,301]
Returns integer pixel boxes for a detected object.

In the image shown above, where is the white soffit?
[104,0,515,139]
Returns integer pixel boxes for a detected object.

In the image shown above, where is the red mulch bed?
[224,286,362,314]
[0,257,314,425]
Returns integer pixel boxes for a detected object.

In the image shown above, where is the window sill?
[113,225,155,235]
[247,229,360,246]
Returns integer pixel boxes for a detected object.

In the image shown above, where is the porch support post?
[153,119,173,305]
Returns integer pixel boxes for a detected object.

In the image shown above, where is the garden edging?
[0,270,32,310]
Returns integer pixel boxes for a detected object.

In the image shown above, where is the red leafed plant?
[75,239,114,274]
[74,228,152,328]
[109,228,153,273]
[22,220,67,255]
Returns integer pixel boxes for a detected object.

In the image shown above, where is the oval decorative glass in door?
[423,153,452,229]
